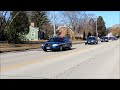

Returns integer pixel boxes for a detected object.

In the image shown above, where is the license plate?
[46,47,50,49]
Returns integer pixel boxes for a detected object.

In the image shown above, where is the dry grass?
[0,43,41,53]
[0,40,84,53]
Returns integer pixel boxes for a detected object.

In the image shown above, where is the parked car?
[85,36,98,45]
[101,37,109,42]
[41,36,72,52]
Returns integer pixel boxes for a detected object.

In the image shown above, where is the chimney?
[31,23,34,27]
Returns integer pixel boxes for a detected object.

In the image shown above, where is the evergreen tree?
[97,16,106,38]
[0,15,6,40]
[30,11,49,30]
[9,11,30,43]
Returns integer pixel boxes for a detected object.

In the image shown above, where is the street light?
[53,11,56,37]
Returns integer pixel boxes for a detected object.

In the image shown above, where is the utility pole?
[95,17,98,38]
[53,11,56,37]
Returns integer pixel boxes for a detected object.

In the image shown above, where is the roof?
[30,26,39,31]
[57,26,74,33]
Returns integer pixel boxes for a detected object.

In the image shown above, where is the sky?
[48,11,120,28]
[4,11,120,28]
[86,11,120,28]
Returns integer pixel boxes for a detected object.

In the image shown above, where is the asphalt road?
[0,40,120,79]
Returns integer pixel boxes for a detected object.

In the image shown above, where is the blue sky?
[5,11,120,28]
[86,11,120,28]
[48,11,120,28]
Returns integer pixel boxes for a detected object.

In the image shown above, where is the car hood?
[43,42,61,45]
[87,40,95,41]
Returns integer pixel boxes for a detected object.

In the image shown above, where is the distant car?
[108,36,118,40]
[101,37,109,42]
[85,36,98,45]
[41,36,72,52]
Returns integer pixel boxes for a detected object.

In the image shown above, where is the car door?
[65,38,71,47]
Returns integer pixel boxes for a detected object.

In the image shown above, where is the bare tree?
[60,11,86,33]
[47,11,96,38]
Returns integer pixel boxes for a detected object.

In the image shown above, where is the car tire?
[43,49,47,52]
[59,46,63,51]
[68,45,72,50]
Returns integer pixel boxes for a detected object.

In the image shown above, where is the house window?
[31,31,35,37]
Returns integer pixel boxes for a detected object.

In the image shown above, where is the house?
[56,26,75,40]
[75,33,83,40]
[25,23,46,41]
[25,26,39,41]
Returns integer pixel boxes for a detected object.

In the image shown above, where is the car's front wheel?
[68,45,72,50]
[59,46,63,51]
[43,49,47,52]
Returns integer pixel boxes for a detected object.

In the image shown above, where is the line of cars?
[41,35,118,52]
[85,35,118,45]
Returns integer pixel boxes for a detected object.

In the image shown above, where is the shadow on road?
[44,48,76,52]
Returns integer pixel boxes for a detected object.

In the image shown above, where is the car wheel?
[59,46,63,51]
[43,49,47,52]
[68,45,72,50]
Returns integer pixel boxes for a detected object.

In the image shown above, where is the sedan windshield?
[48,38,64,42]
[87,37,95,40]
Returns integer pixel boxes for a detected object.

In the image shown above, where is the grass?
[0,43,41,53]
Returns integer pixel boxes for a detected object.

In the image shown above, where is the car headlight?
[42,44,45,46]
[52,44,59,46]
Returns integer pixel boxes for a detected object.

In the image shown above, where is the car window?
[64,38,70,42]
[88,37,95,40]
[48,38,64,42]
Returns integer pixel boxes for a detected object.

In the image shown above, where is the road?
[0,40,120,79]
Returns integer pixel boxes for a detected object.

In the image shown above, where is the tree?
[42,23,54,39]
[97,16,106,38]
[9,11,30,43]
[0,13,6,40]
[89,18,96,36]
[83,31,86,40]
[65,28,70,39]
[30,11,49,30]
[87,32,91,37]
[60,11,86,33]
[0,11,10,41]
[110,27,120,37]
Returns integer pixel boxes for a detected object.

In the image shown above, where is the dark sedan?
[41,36,72,52]
[85,36,98,45]
[101,37,109,42]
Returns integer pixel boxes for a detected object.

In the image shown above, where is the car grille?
[45,44,52,47]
